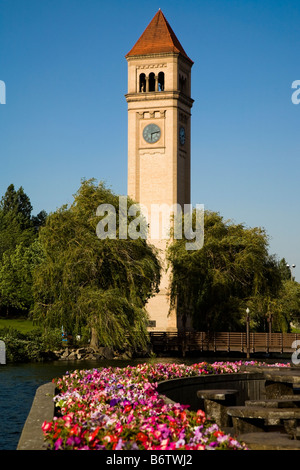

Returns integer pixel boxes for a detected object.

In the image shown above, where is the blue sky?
[0,0,300,280]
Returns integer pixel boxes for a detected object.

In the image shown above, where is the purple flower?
[175,438,185,448]
[66,436,81,447]
[109,398,120,407]
[115,438,124,450]
[208,441,218,448]
[54,438,64,450]
[217,435,229,444]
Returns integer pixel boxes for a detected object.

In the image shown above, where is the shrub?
[0,326,62,362]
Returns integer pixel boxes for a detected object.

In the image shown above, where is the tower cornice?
[125,91,194,108]
[126,52,193,68]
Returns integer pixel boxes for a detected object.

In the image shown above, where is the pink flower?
[42,421,52,432]
[44,361,280,450]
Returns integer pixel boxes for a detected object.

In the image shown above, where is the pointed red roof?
[126,10,193,64]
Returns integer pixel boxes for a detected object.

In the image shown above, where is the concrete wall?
[157,372,266,411]
[17,382,55,450]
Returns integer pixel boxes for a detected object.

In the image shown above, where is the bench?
[197,389,238,427]
[263,369,300,398]
[245,396,300,408]
[227,405,300,438]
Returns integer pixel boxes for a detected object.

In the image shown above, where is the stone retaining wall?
[157,372,266,411]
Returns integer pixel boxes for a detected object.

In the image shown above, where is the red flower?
[70,424,81,436]
[136,432,148,443]
[89,426,101,442]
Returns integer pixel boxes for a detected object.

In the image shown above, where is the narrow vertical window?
[139,73,146,92]
[149,72,155,92]
[158,72,164,91]
[179,74,187,93]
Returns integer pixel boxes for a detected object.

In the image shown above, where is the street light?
[286,263,296,281]
[246,308,250,359]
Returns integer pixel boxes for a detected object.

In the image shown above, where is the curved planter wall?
[157,372,265,410]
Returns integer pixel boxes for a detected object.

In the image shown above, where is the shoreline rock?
[49,345,152,362]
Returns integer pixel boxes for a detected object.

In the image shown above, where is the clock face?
[143,124,161,144]
[179,126,186,145]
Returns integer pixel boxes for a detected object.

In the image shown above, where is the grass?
[0,317,39,334]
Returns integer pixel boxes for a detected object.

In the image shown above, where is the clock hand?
[151,131,159,141]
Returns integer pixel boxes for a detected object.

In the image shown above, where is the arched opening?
[158,72,164,91]
[149,72,155,92]
[139,73,146,92]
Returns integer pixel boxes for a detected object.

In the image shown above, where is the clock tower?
[125,10,194,331]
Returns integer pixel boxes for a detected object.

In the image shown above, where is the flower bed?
[42,361,289,450]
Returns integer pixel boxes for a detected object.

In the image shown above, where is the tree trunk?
[90,326,99,350]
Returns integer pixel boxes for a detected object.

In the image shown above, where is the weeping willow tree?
[31,179,161,351]
[167,210,283,332]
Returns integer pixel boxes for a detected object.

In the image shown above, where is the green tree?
[167,210,282,332]
[0,184,47,260]
[245,260,300,332]
[0,240,45,314]
[31,179,161,351]
[32,210,48,233]
[1,184,33,222]
[270,280,300,332]
[0,185,47,315]
[278,258,293,281]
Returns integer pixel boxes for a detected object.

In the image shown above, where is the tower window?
[139,73,146,92]
[179,74,187,93]
[149,72,155,92]
[158,72,164,91]
[138,71,165,93]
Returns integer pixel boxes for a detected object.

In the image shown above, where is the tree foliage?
[31,179,161,350]
[253,279,300,333]
[0,240,44,312]
[167,210,283,332]
[0,184,47,315]
[0,184,34,259]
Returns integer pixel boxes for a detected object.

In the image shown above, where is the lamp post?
[267,312,273,335]
[286,263,296,281]
[267,312,273,354]
[246,308,250,359]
